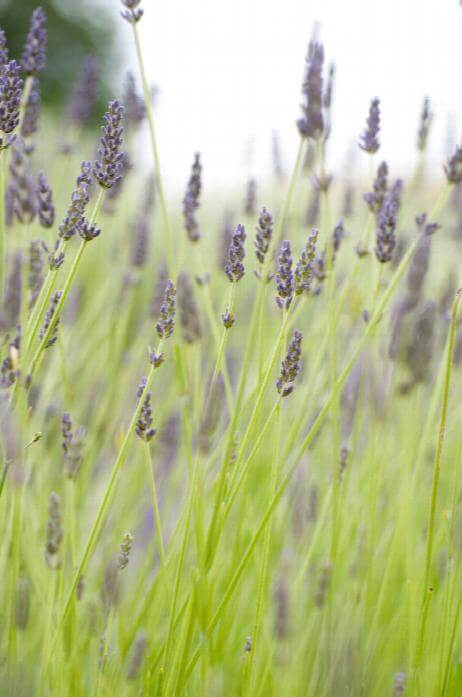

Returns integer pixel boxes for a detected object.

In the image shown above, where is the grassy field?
[2,3,462,696]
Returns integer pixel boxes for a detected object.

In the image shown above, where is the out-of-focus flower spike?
[21,7,47,76]
[359,98,380,154]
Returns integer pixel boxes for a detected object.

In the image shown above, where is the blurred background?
[1,0,462,192]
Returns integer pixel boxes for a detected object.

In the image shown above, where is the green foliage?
[0,0,117,117]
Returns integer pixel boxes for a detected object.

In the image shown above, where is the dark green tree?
[0,0,118,120]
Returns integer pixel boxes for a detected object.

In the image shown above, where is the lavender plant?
[0,8,462,697]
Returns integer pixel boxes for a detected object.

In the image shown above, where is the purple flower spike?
[297,41,324,140]
[375,198,397,263]
[359,98,380,154]
[21,7,47,76]
[364,161,388,213]
[294,228,318,295]
[40,290,62,348]
[276,240,294,309]
[36,172,55,229]
[121,0,144,23]
[135,379,156,442]
[0,28,9,72]
[69,56,100,127]
[417,97,433,152]
[6,138,37,225]
[21,77,40,146]
[183,153,202,243]
[254,207,273,266]
[156,280,176,339]
[0,60,23,149]
[225,224,246,282]
[277,330,303,397]
[59,162,92,240]
[93,101,125,189]
[124,72,146,128]
[444,144,462,184]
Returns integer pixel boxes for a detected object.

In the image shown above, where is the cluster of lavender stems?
[0,7,460,694]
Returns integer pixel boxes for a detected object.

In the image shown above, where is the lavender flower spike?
[297,41,324,140]
[276,240,294,309]
[36,172,55,229]
[375,198,397,263]
[121,0,144,23]
[68,56,100,127]
[40,290,62,348]
[135,378,156,442]
[295,228,318,295]
[359,98,380,154]
[417,97,433,152]
[93,101,125,189]
[59,162,92,240]
[277,330,303,397]
[61,412,86,479]
[124,72,146,128]
[45,492,62,569]
[21,7,47,76]
[183,153,202,242]
[29,239,44,309]
[21,77,40,145]
[254,207,273,266]
[0,60,23,150]
[156,280,176,339]
[225,224,246,282]
[7,138,37,225]
[0,28,9,72]
[245,178,256,216]
[444,144,462,184]
[364,161,388,213]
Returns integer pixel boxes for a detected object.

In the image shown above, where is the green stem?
[274,138,306,244]
[26,190,105,386]
[210,282,235,388]
[244,402,281,693]
[204,308,291,566]
[182,232,425,685]
[48,350,161,660]
[132,23,174,277]
[143,442,166,567]
[159,450,200,693]
[413,289,462,676]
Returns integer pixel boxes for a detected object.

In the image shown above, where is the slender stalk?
[24,189,105,386]
[143,442,166,566]
[181,231,426,684]
[274,138,306,244]
[48,349,161,659]
[244,402,281,693]
[204,308,291,566]
[159,450,200,694]
[413,289,462,676]
[209,282,235,388]
[132,23,174,276]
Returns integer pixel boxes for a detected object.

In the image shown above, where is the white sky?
[118,0,462,191]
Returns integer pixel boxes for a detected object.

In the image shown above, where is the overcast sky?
[120,0,462,191]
